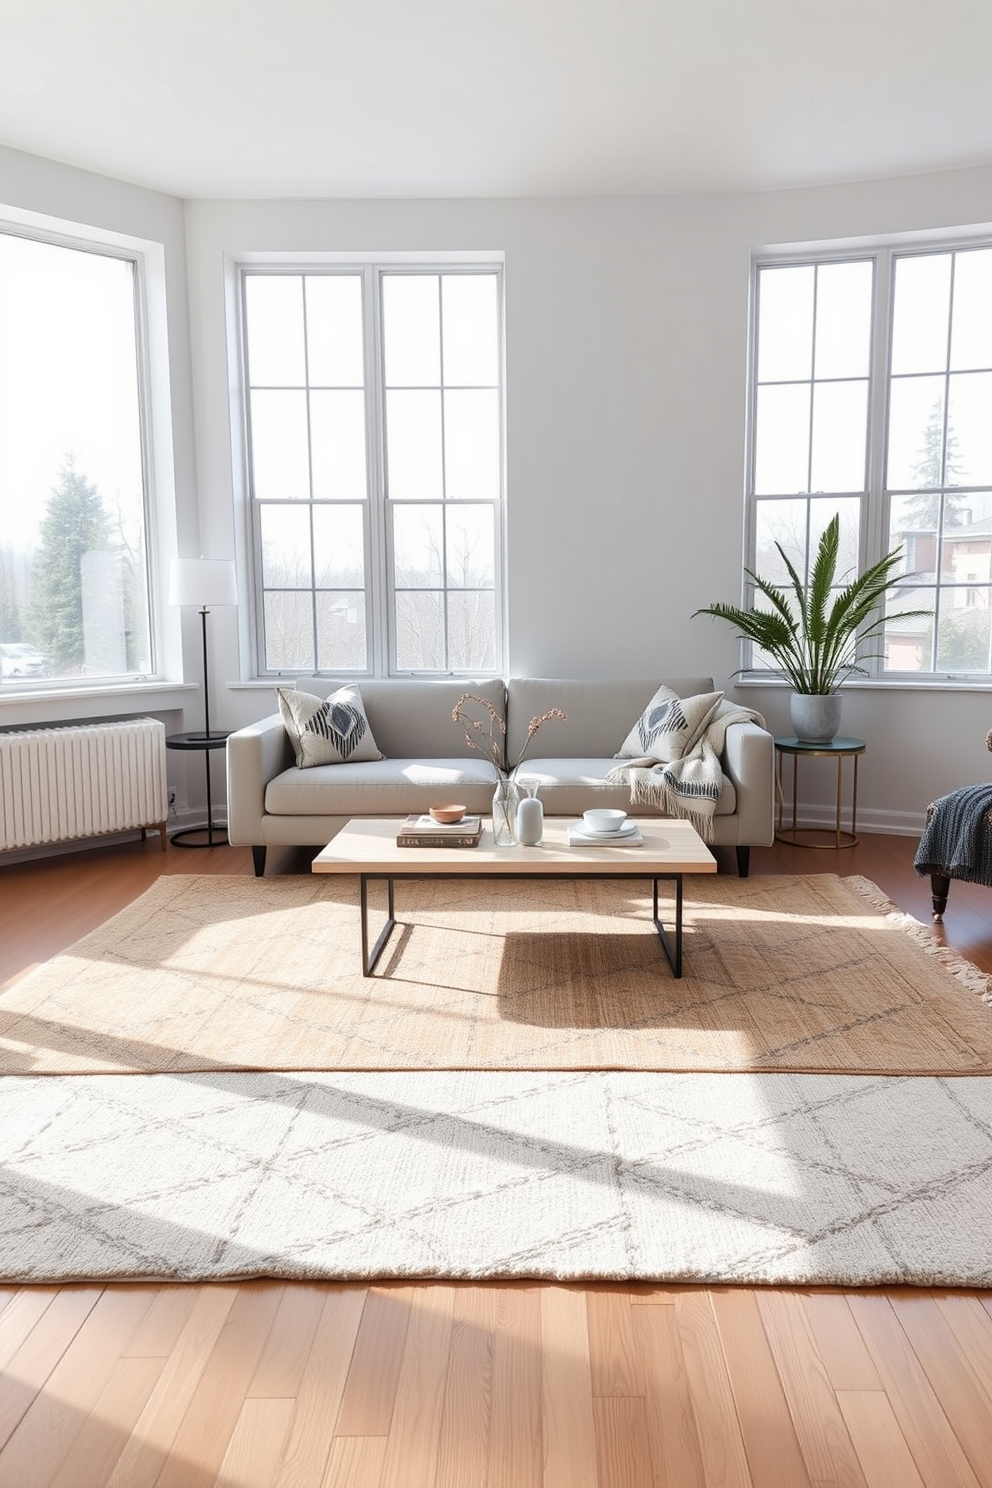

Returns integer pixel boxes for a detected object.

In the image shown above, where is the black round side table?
[774,736,867,849]
[165,731,231,847]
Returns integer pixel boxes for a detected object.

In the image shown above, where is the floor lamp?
[168,557,238,847]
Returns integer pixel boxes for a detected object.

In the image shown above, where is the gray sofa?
[226,675,776,876]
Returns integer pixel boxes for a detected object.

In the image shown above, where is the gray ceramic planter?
[790,692,842,744]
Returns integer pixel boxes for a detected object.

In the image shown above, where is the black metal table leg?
[361,875,397,976]
[356,871,689,977]
[652,874,683,977]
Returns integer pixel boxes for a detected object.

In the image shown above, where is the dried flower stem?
[452,694,567,777]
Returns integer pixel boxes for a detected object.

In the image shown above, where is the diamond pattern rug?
[2,874,990,1075]
[2,1068,990,1285]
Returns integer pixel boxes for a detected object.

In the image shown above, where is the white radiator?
[0,717,169,853]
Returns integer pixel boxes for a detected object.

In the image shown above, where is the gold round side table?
[774,736,866,849]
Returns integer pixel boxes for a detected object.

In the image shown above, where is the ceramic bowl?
[582,808,627,833]
[429,804,466,824]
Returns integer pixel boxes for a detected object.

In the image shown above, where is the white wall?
[186,168,992,831]
[3,144,991,831]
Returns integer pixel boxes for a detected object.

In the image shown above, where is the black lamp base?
[170,824,229,848]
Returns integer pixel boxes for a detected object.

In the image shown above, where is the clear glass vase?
[491,777,522,847]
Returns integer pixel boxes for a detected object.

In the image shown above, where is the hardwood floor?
[1,832,991,1487]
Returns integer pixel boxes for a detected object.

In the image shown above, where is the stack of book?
[396,813,484,848]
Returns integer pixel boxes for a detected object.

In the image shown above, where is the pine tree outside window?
[748,240,992,679]
[0,228,152,688]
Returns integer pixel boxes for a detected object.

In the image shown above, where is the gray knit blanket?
[605,700,765,843]
[914,783,992,883]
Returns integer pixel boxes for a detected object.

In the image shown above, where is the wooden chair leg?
[930,872,951,922]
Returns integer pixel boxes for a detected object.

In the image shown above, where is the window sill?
[734,675,992,693]
[0,680,197,727]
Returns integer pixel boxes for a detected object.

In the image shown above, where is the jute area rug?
[3,1068,991,1285]
[2,873,990,1076]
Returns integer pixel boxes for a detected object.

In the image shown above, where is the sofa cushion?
[277,684,383,768]
[505,677,717,762]
[264,756,500,816]
[615,685,724,764]
[282,676,506,759]
[513,757,737,817]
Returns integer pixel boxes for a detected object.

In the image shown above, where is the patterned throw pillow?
[277,684,383,769]
[615,685,724,763]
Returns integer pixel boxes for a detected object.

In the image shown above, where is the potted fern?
[693,515,930,742]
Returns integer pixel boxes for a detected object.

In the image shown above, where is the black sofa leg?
[736,846,750,878]
[252,845,267,877]
[930,872,950,922]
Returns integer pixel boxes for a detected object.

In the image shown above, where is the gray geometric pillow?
[615,685,723,763]
[277,684,383,769]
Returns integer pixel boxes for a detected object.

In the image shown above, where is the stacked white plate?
[567,820,644,846]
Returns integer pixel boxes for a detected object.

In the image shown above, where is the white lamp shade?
[168,558,238,608]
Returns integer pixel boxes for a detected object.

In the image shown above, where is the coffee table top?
[312,817,717,875]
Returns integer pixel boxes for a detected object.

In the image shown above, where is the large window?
[0,228,152,689]
[749,239,992,678]
[242,264,504,677]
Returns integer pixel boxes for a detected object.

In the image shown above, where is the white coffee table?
[312,817,717,978]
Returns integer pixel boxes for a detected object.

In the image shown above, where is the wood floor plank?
[675,1291,753,1488]
[0,1285,156,1487]
[215,1397,296,1488]
[0,1287,101,1453]
[47,1357,166,1488]
[123,1283,199,1357]
[756,1290,867,1488]
[592,1396,653,1488]
[800,1293,882,1391]
[586,1287,641,1397]
[888,1295,992,1488]
[710,1288,813,1488]
[0,1289,60,1371]
[156,1281,284,1488]
[334,1285,413,1436]
[321,1436,387,1488]
[632,1302,707,1488]
[487,1285,542,1488]
[272,1286,367,1488]
[247,1285,325,1400]
[435,1285,495,1488]
[837,1391,927,1488]
[379,1284,456,1488]
[103,1284,238,1488]
[936,1295,992,1394]
[848,1293,982,1488]
[541,1286,598,1488]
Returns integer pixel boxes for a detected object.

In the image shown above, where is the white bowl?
[582,808,627,833]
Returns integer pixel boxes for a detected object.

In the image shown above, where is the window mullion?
[863,250,891,675]
[367,265,390,677]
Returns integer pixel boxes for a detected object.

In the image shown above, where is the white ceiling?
[1,0,991,200]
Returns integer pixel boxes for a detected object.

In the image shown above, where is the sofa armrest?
[226,713,294,846]
[722,720,776,846]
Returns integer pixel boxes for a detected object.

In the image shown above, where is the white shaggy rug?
[3,1069,991,1286]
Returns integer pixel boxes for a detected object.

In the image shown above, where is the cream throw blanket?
[606,700,766,841]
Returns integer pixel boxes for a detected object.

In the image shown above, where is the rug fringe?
[844,874,992,1005]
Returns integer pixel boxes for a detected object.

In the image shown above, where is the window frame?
[239,257,506,681]
[0,214,162,698]
[745,229,992,685]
